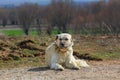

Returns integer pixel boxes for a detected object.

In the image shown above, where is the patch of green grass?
[1,29,24,36]
[0,28,111,36]
[0,29,38,36]
[30,29,37,35]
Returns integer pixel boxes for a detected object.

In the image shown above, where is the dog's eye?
[65,38,68,41]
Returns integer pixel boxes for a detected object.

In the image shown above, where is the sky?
[0,0,102,5]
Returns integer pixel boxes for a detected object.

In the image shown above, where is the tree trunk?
[2,19,7,27]
[24,29,29,35]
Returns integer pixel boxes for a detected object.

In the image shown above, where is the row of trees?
[0,0,120,36]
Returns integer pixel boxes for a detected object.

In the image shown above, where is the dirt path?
[0,60,120,80]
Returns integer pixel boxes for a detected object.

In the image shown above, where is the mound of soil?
[17,40,40,50]
[0,35,119,61]
[0,37,46,61]
[0,38,102,61]
[73,51,103,61]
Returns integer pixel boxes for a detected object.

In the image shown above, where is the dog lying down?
[45,33,89,70]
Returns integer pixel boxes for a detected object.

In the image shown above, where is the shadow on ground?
[28,66,50,72]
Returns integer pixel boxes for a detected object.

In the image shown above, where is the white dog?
[45,33,89,70]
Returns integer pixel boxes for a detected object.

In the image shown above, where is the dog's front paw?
[51,63,64,71]
[56,67,64,71]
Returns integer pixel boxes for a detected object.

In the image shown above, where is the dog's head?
[55,33,73,48]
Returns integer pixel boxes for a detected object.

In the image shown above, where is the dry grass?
[0,35,120,69]
[73,35,120,59]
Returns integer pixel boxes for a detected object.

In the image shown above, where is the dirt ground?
[0,60,120,80]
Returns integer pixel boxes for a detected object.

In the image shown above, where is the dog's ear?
[55,34,59,40]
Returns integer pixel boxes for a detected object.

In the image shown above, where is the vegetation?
[0,0,120,69]
[0,28,113,36]
[0,35,120,69]
[0,0,120,36]
[0,29,37,36]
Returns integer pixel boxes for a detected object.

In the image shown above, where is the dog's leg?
[75,60,89,67]
[65,55,80,70]
[50,54,64,71]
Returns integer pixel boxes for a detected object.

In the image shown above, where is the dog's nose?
[60,43,64,47]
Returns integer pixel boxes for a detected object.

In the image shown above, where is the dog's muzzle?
[55,46,68,54]
[60,43,65,48]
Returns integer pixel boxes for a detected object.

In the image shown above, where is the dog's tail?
[75,59,89,67]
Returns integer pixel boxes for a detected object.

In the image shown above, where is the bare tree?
[8,9,18,25]
[46,0,74,33]
[17,3,40,35]
[35,7,51,36]
[98,0,120,36]
[0,8,9,27]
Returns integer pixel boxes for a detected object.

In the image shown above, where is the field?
[0,29,120,80]
[0,29,120,68]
